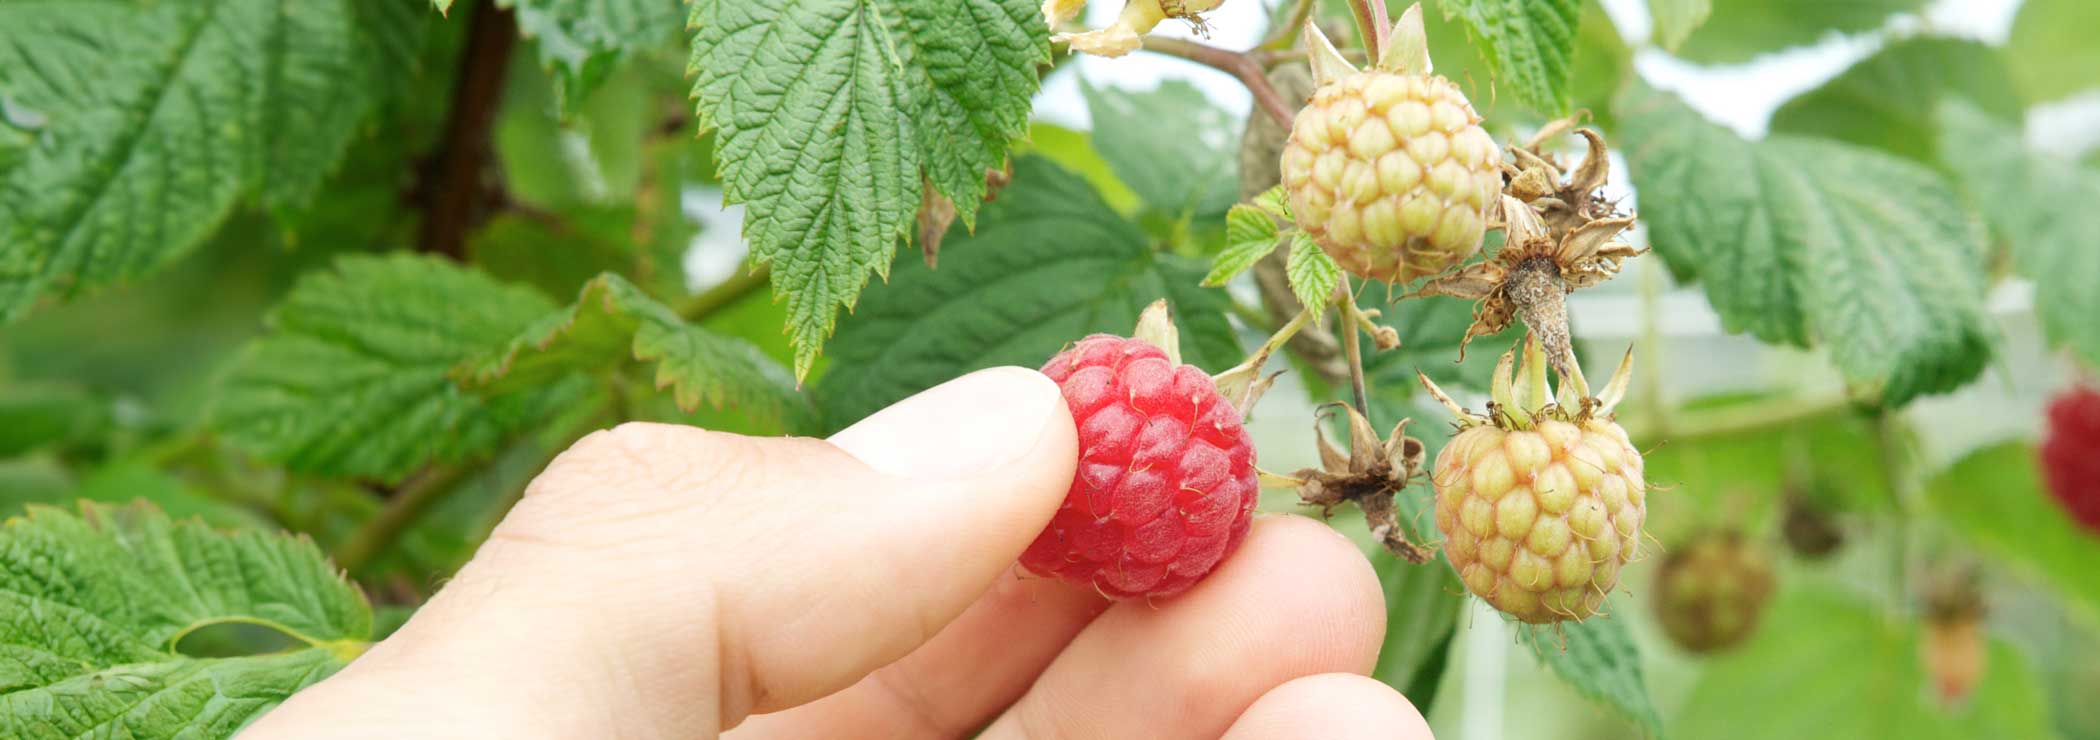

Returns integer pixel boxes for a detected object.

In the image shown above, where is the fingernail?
[830,367,1067,479]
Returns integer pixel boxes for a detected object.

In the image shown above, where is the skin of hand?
[239,367,1434,739]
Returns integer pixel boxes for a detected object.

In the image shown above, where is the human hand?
[240,367,1432,739]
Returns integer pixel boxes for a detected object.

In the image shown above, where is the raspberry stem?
[1337,280,1373,420]
[1136,36,1297,127]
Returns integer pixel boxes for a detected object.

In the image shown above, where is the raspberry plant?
[2,0,2099,737]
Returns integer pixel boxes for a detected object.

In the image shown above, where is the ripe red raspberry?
[2041,386,2100,533]
[1021,335,1259,599]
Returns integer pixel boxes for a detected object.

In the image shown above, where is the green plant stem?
[1336,282,1371,420]
[333,464,476,574]
[1136,36,1297,127]
[1259,0,1319,50]
[1874,409,1923,614]
[676,264,771,322]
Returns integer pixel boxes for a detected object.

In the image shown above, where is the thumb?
[244,367,1076,739]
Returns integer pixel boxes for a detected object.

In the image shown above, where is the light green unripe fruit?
[1281,70,1499,284]
[1421,333,1647,624]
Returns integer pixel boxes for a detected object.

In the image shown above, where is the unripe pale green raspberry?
[1281,70,1499,284]
[1431,418,1645,623]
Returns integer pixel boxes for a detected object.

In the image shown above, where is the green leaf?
[213,255,561,481]
[1648,0,1711,50]
[1673,586,2057,739]
[0,382,109,457]
[0,0,424,319]
[1638,402,1887,537]
[500,0,683,105]
[1771,37,2022,165]
[1924,442,2100,627]
[1673,0,1925,65]
[459,273,811,430]
[0,502,369,739]
[1080,78,1242,220]
[66,463,273,532]
[1285,232,1340,320]
[686,0,1049,380]
[1937,100,2100,369]
[1204,206,1283,286]
[434,0,456,13]
[1018,122,1142,215]
[1614,82,1992,407]
[1568,0,1632,126]
[1516,614,1663,733]
[817,156,1240,430]
[2006,0,2100,103]
[1433,0,1580,116]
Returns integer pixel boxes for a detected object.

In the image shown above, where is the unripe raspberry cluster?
[1420,333,1645,623]
[1434,417,1646,623]
[1281,70,1500,284]
[1652,532,1774,652]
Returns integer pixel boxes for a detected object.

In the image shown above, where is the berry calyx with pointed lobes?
[1652,531,1775,653]
[2041,385,2100,533]
[1279,5,1500,284]
[1420,334,1646,623]
[1021,302,1259,599]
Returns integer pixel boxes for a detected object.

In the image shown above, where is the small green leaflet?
[1673,587,2057,739]
[214,255,565,482]
[457,273,811,431]
[1615,82,1991,407]
[1434,0,1579,116]
[1285,231,1340,320]
[1672,0,1926,65]
[687,0,1049,381]
[1937,100,2100,370]
[1647,0,1711,51]
[1204,206,1284,286]
[1516,614,1663,734]
[499,0,685,106]
[1770,37,2022,165]
[2005,0,2100,104]
[0,502,371,740]
[817,156,1240,430]
[0,0,423,321]
[1080,78,1243,220]
[1925,442,2100,627]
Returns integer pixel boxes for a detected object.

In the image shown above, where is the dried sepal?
[1417,370,1487,426]
[1291,402,1432,562]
